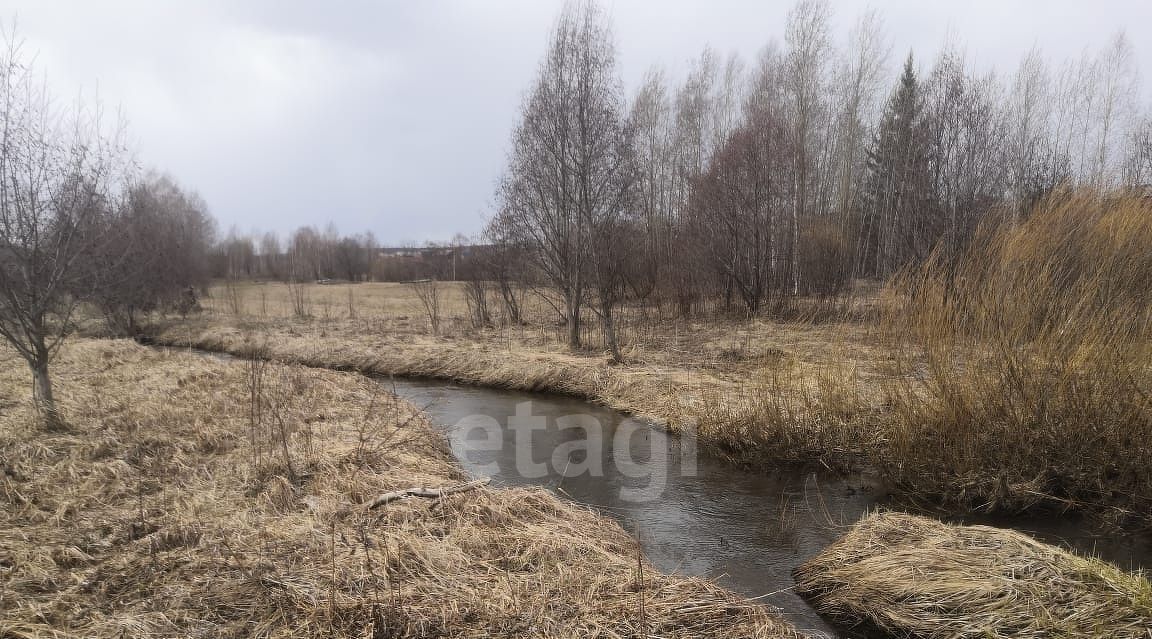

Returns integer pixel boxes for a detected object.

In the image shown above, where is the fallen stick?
[367,478,491,509]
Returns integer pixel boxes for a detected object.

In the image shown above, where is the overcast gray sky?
[4,0,1150,244]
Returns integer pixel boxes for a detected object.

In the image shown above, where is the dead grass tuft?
[794,511,1152,638]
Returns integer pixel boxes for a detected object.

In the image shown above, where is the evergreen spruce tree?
[857,54,937,276]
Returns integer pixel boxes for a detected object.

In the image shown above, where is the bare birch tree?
[1124,115,1152,186]
[493,0,632,354]
[629,67,677,303]
[784,0,834,294]
[1090,32,1138,186]
[830,10,888,225]
[1004,48,1073,219]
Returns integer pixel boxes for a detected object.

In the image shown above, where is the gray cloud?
[5,0,1149,244]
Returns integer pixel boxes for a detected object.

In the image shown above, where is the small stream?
[382,377,1152,636]
[384,378,875,635]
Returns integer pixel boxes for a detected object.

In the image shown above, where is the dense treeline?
[208,229,487,284]
[205,0,1152,357]
[489,0,1152,357]
[211,225,376,282]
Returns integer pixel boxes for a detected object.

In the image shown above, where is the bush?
[880,190,1152,524]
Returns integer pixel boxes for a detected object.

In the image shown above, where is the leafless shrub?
[463,277,492,329]
[242,341,270,473]
[286,278,310,318]
[223,279,245,316]
[406,279,441,335]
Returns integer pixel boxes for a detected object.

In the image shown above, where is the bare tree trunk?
[30,357,60,429]
[601,301,622,363]
[566,292,582,350]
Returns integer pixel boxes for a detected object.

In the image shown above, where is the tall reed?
[881,190,1152,522]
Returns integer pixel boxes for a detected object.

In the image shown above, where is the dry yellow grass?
[164,276,896,474]
[210,281,480,324]
[794,512,1152,638]
[146,314,883,470]
[0,339,800,638]
[198,279,894,469]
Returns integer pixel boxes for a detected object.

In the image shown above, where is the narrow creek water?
[381,377,1152,636]
[183,348,1151,636]
[384,377,876,635]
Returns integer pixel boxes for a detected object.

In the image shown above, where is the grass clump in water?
[794,511,1152,638]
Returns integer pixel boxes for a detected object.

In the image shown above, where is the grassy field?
[165,280,891,472]
[212,280,480,325]
[0,339,801,638]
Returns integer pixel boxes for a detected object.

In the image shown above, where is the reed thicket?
[880,190,1152,522]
